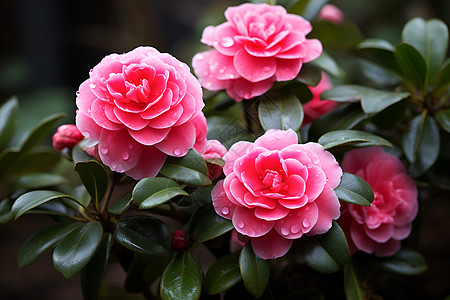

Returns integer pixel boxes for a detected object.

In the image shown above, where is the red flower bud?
[171,230,187,252]
[52,124,84,151]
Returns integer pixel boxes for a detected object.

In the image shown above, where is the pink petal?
[244,193,277,210]
[223,141,255,175]
[373,239,401,257]
[285,14,312,35]
[350,220,375,254]
[209,51,240,80]
[75,112,102,141]
[304,165,326,201]
[283,158,308,178]
[212,23,241,56]
[254,129,298,151]
[232,206,273,237]
[192,51,231,91]
[364,223,394,243]
[308,187,340,235]
[233,49,277,82]
[128,126,170,146]
[274,203,318,239]
[91,100,124,131]
[211,180,236,220]
[104,104,122,124]
[392,223,412,240]
[173,92,195,126]
[154,121,196,156]
[125,146,168,179]
[254,204,290,221]
[228,77,273,100]
[113,107,150,130]
[140,89,172,119]
[275,58,302,81]
[228,177,251,207]
[302,39,323,63]
[146,104,183,129]
[76,79,97,113]
[251,229,293,259]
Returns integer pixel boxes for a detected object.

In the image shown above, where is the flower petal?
[233,49,276,82]
[154,121,196,156]
[128,126,170,146]
[125,146,167,179]
[232,206,273,237]
[211,180,236,220]
[251,229,293,259]
[254,128,298,151]
[274,203,318,239]
[307,187,340,235]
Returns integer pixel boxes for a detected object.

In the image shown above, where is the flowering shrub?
[2,1,449,300]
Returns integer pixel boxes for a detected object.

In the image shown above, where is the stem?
[101,172,117,214]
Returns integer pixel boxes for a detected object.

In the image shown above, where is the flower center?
[262,169,285,193]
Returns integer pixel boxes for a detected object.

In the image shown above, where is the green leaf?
[74,161,109,208]
[357,39,401,74]
[258,93,304,131]
[309,21,363,50]
[0,96,18,149]
[434,58,450,95]
[13,172,67,190]
[335,172,374,207]
[403,114,440,177]
[11,190,81,220]
[312,52,345,78]
[160,149,212,186]
[436,108,450,134]
[239,242,270,298]
[108,191,132,215]
[132,177,188,210]
[358,38,395,52]
[81,233,113,300]
[296,64,322,87]
[0,198,13,223]
[160,251,203,300]
[113,215,171,256]
[191,206,234,249]
[53,221,103,278]
[318,130,393,150]
[20,112,66,152]
[344,259,366,300]
[206,253,242,295]
[402,18,449,84]
[395,43,427,90]
[370,248,428,275]
[17,222,79,268]
[296,221,350,273]
[288,0,327,20]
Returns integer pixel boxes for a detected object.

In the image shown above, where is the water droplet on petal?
[196,54,204,61]
[82,131,90,138]
[128,143,133,149]
[313,158,320,164]
[221,207,230,215]
[304,206,311,212]
[101,148,108,154]
[173,148,183,156]
[248,229,256,236]
[116,164,125,173]
[280,226,289,236]
[89,82,96,89]
[302,219,310,228]
[122,152,129,160]
[237,220,245,229]
[220,37,234,47]
[291,225,301,234]
[263,66,271,72]
[76,91,80,96]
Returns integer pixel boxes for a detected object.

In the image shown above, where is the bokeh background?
[0,0,449,299]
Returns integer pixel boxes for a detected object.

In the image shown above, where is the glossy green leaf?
[258,93,304,131]
[0,97,18,149]
[436,108,450,134]
[335,172,374,207]
[309,21,363,50]
[160,251,203,300]
[113,215,171,256]
[206,253,242,295]
[358,38,395,52]
[11,190,81,220]
[288,0,327,20]
[402,18,449,83]
[132,177,188,209]
[296,64,322,87]
[0,198,12,223]
[53,221,103,278]
[191,206,234,248]
[403,114,440,177]
[74,161,109,207]
[370,248,428,275]
[160,149,211,186]
[344,259,366,300]
[358,59,402,88]
[312,52,345,78]
[239,242,270,298]
[81,233,113,300]
[318,130,393,150]
[13,172,67,190]
[395,43,427,90]
[17,222,79,268]
[20,112,66,152]
[357,39,401,74]
[12,148,61,174]
[434,58,450,95]
[206,116,252,149]
[108,191,132,215]
[72,145,96,164]
[297,221,350,273]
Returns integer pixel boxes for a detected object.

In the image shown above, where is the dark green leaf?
[20,112,66,152]
[0,198,13,223]
[402,18,449,84]
[12,148,61,174]
[239,242,270,298]
[318,130,393,150]
[395,43,427,90]
[344,259,366,300]
[370,248,428,275]
[357,39,401,74]
[335,172,374,207]
[53,221,103,278]
[435,108,450,134]
[434,58,450,95]
[81,233,113,300]
[258,93,304,131]
[72,145,96,164]
[207,116,252,149]
[296,64,322,87]
[11,190,81,219]
[132,177,188,209]
[358,59,402,88]
[160,149,211,186]
[13,172,67,190]
[74,161,109,208]
[18,222,79,268]
[288,0,327,20]
[312,52,345,78]
[296,221,350,273]
[113,215,171,256]
[403,114,440,177]
[206,253,242,295]
[191,207,234,248]
[309,21,363,50]
[0,97,18,149]
[160,251,203,300]
[358,39,395,52]
[108,191,132,215]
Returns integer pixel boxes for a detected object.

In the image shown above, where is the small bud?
[171,230,187,252]
[52,124,84,151]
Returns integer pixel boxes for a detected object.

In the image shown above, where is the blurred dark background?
[0,0,449,299]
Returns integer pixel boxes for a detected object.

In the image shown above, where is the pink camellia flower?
[200,139,228,180]
[303,72,337,125]
[211,129,342,259]
[75,46,206,180]
[192,3,323,102]
[318,4,344,24]
[339,147,418,257]
[52,124,84,151]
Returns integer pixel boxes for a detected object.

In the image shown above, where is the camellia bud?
[52,124,84,152]
[171,230,187,252]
